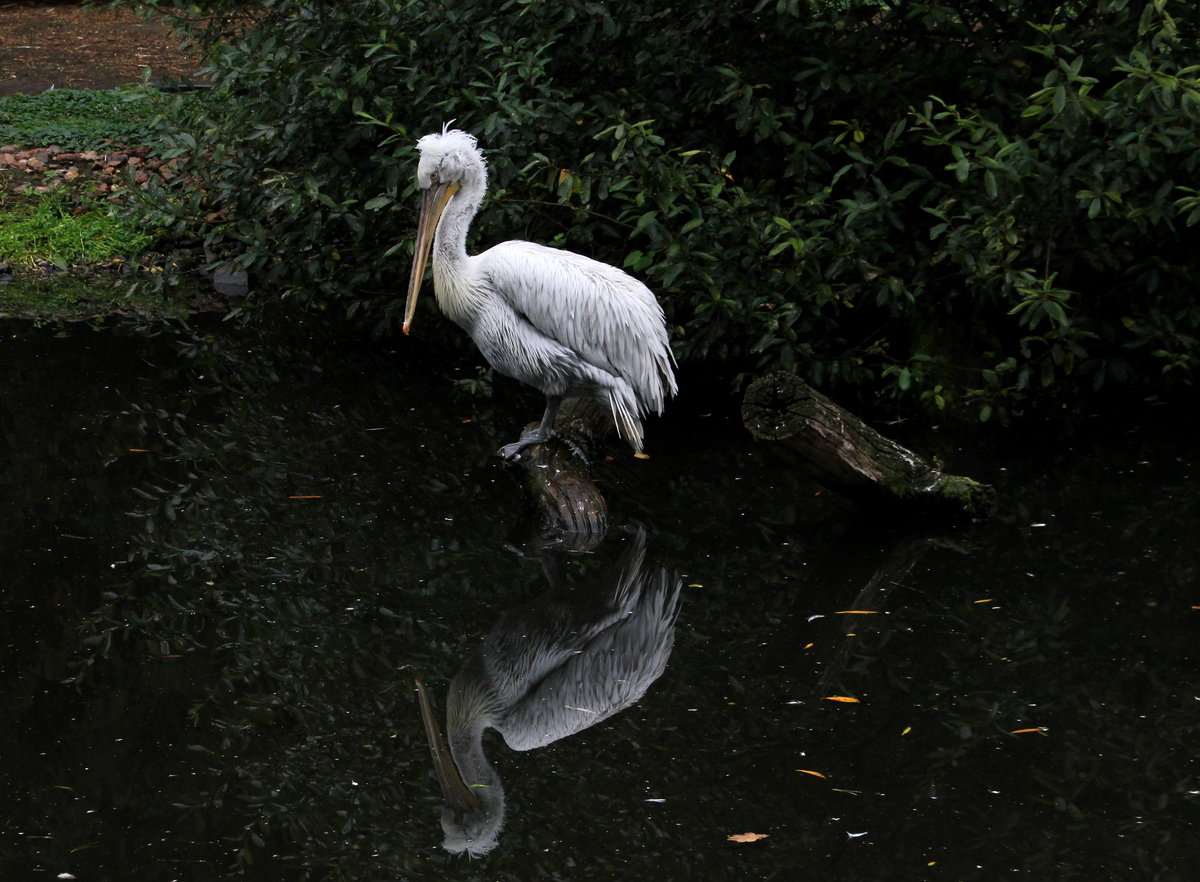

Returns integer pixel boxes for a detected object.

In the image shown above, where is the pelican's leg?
[498,395,561,460]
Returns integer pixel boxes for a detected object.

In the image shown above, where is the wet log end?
[743,372,995,518]
[507,399,610,548]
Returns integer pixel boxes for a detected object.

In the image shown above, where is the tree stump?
[505,399,611,549]
[742,372,995,518]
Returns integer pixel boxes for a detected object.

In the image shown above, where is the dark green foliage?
[0,88,171,150]
[118,0,1199,420]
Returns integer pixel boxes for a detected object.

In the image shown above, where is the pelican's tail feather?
[608,387,645,453]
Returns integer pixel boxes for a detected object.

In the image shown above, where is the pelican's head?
[402,127,488,334]
[439,787,505,858]
[415,127,487,193]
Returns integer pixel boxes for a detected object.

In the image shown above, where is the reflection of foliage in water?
[68,314,550,877]
[2,316,1197,880]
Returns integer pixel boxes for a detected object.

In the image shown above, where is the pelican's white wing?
[474,241,677,416]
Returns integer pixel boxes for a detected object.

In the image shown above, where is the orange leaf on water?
[795,769,827,778]
[289,495,323,499]
[727,832,769,843]
[834,610,877,614]
[826,696,861,703]
[1010,727,1048,735]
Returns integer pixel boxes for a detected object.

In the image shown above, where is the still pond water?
[1,313,1197,881]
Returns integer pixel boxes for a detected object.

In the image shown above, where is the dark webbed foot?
[498,427,554,461]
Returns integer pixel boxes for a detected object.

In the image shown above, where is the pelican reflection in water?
[416,531,681,856]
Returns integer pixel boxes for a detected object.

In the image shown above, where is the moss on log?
[742,372,995,518]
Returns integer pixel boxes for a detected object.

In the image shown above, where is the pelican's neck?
[442,673,506,855]
[432,176,486,325]
[446,668,501,790]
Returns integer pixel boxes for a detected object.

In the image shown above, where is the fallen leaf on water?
[633,452,650,460]
[834,610,877,614]
[288,495,323,499]
[795,769,827,778]
[973,598,994,604]
[727,832,769,843]
[803,642,814,649]
[128,448,149,453]
[826,696,861,703]
[1010,727,1048,735]
[831,788,862,795]
[901,726,912,735]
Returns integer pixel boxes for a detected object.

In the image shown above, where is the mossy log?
[505,399,611,550]
[742,372,995,518]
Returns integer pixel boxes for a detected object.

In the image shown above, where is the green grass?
[0,187,161,269]
[0,87,173,150]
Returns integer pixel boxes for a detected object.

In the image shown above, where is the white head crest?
[415,126,486,191]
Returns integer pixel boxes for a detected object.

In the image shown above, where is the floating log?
[742,372,995,517]
[505,399,610,549]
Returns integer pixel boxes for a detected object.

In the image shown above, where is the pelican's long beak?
[402,180,460,334]
[415,677,478,813]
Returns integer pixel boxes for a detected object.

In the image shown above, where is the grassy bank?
[0,87,211,319]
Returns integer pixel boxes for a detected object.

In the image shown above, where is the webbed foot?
[498,428,554,462]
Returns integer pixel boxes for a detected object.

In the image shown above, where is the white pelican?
[402,127,677,459]
[415,531,681,855]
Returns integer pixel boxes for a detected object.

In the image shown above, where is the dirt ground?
[0,0,202,95]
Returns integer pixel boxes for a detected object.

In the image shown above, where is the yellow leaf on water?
[795,769,827,778]
[901,726,912,735]
[727,832,769,843]
[973,598,994,603]
[834,610,877,614]
[633,452,650,460]
[826,696,861,703]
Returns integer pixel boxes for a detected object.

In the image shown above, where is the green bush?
[117,0,1200,421]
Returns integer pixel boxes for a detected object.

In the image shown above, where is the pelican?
[402,127,677,459]
[416,531,681,856]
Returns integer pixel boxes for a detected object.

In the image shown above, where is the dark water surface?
[2,315,1196,881]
